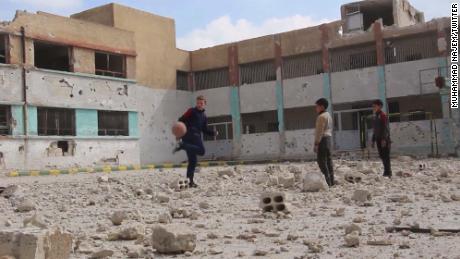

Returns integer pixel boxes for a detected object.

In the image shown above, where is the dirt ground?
[1,156,460,259]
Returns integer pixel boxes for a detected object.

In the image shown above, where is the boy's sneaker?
[189,182,198,188]
[172,142,183,154]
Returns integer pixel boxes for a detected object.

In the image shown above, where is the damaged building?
[0,0,458,170]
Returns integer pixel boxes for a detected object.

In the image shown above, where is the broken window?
[343,0,394,32]
[195,67,230,90]
[95,52,126,78]
[283,52,323,79]
[242,110,278,134]
[38,107,75,136]
[0,105,12,135]
[98,110,129,136]
[176,70,189,91]
[34,41,71,72]
[240,60,276,84]
[330,43,377,72]
[0,34,7,64]
[203,116,233,141]
[384,33,438,64]
[284,106,316,131]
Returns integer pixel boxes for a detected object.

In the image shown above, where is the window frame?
[0,34,8,64]
[34,40,73,72]
[97,110,129,136]
[37,107,76,136]
[95,51,127,78]
[0,105,12,136]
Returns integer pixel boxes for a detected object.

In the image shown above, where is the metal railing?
[330,43,377,72]
[283,52,323,79]
[240,60,276,84]
[195,67,230,90]
[384,32,438,64]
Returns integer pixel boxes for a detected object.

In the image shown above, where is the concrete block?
[0,228,72,259]
[169,179,189,192]
[259,192,289,213]
[344,173,363,184]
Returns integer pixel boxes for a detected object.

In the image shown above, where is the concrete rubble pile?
[0,157,459,258]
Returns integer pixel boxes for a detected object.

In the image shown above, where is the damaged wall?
[240,133,280,160]
[331,67,380,104]
[240,81,277,113]
[386,57,442,98]
[193,87,232,117]
[283,74,324,108]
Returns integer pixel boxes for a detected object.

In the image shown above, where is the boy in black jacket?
[371,99,392,178]
[173,95,217,187]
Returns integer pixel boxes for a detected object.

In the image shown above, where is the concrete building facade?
[0,0,458,170]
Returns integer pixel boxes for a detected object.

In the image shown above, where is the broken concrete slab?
[0,228,72,259]
[151,225,196,254]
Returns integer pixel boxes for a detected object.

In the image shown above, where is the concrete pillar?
[228,44,242,158]
[374,21,389,113]
[320,24,333,114]
[437,23,452,119]
[128,111,139,137]
[76,109,98,136]
[11,105,24,136]
[27,106,37,136]
[436,22,457,154]
[274,34,286,157]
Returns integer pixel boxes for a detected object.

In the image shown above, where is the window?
[203,116,233,141]
[388,101,400,122]
[0,105,11,135]
[195,67,230,90]
[284,106,316,131]
[283,52,323,79]
[98,111,129,136]
[384,33,438,64]
[242,110,278,134]
[95,52,126,78]
[330,43,377,72]
[240,60,276,84]
[176,70,189,91]
[34,42,71,72]
[0,35,6,64]
[38,107,75,136]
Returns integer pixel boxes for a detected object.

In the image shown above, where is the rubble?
[302,173,327,192]
[151,225,196,254]
[0,228,72,259]
[15,199,35,212]
[259,192,289,213]
[110,211,127,225]
[351,189,372,203]
[0,159,459,258]
[344,231,360,247]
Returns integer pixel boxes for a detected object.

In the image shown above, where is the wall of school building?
[0,64,190,170]
[197,56,459,161]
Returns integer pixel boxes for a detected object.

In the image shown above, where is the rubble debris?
[302,173,327,192]
[259,192,290,213]
[0,228,72,259]
[151,225,196,254]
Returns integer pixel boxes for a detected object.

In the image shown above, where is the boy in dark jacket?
[371,99,392,178]
[173,95,217,187]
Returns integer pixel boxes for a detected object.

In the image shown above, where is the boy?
[371,99,392,178]
[173,95,217,187]
[314,98,334,187]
